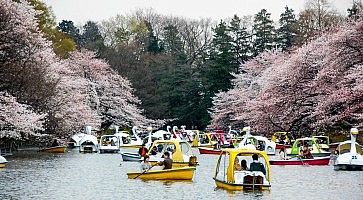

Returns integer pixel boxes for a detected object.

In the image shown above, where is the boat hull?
[270,156,330,165]
[276,144,291,149]
[149,161,197,167]
[121,152,141,162]
[0,162,7,168]
[214,178,270,191]
[334,164,363,171]
[287,152,331,157]
[40,146,66,153]
[99,148,119,153]
[127,167,196,180]
[120,145,142,149]
[198,147,222,155]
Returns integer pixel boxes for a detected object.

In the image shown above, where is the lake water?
[1,148,363,200]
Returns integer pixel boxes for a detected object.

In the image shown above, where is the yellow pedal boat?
[214,149,271,191]
[127,167,196,180]
[40,146,66,153]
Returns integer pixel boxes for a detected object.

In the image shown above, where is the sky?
[42,0,353,24]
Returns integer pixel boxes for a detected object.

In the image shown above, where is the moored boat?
[99,134,120,153]
[127,166,196,180]
[79,134,98,153]
[0,155,8,168]
[120,152,141,162]
[40,146,66,153]
[269,156,330,165]
[213,149,271,191]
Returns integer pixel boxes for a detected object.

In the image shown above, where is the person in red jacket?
[138,143,148,157]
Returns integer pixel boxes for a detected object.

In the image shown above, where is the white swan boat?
[79,126,98,153]
[0,155,8,168]
[334,128,363,171]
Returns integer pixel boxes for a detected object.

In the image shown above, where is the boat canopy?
[337,141,363,155]
[215,149,271,183]
[148,140,194,162]
[313,136,330,144]
[0,155,7,163]
[79,135,98,145]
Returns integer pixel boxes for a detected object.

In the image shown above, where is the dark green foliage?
[162,24,187,62]
[57,20,82,45]
[252,9,276,56]
[82,21,106,55]
[277,6,298,51]
[229,15,251,73]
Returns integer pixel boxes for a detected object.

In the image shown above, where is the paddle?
[298,157,309,166]
[133,162,160,179]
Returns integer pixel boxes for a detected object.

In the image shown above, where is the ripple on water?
[1,149,363,200]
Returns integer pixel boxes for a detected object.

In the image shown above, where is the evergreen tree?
[145,21,162,54]
[82,21,105,55]
[162,24,187,62]
[229,15,251,73]
[252,9,276,56]
[207,20,234,92]
[57,20,82,46]
[277,6,298,51]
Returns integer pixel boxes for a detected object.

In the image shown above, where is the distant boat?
[120,152,141,162]
[334,128,363,171]
[127,167,196,180]
[40,146,66,153]
[269,156,330,165]
[99,135,120,153]
[79,135,98,153]
[0,155,8,168]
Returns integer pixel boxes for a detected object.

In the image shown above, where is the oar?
[298,157,309,166]
[133,162,159,179]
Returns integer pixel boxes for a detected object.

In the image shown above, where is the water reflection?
[0,149,363,199]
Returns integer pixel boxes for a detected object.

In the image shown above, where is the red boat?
[198,147,222,155]
[269,156,330,165]
[275,143,292,149]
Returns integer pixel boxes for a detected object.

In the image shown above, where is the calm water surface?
[1,149,363,200]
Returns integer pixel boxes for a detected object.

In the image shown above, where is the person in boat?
[157,151,173,170]
[150,146,158,155]
[257,141,265,151]
[279,147,287,160]
[110,138,116,146]
[250,154,266,175]
[301,145,313,159]
[241,159,249,170]
[140,155,152,171]
[234,157,242,171]
[51,139,59,147]
[138,143,148,157]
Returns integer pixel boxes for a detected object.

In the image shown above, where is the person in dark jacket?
[249,154,266,175]
[158,151,173,170]
[51,139,59,147]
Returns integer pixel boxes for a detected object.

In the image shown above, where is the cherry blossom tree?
[65,50,164,129]
[0,92,46,139]
[211,18,363,135]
